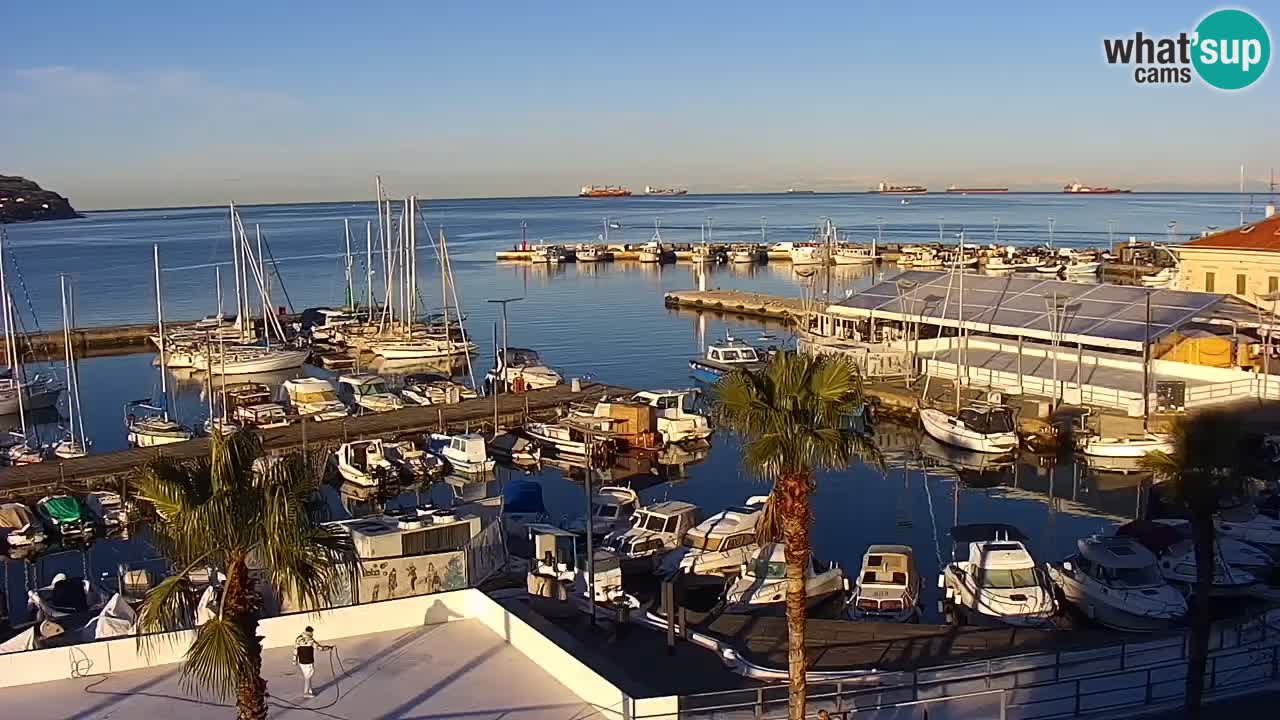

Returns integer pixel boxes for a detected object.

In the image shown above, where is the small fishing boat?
[847,544,922,622]
[400,373,477,406]
[1047,535,1187,632]
[530,245,564,263]
[523,418,614,457]
[920,402,1018,454]
[4,440,44,465]
[280,377,348,421]
[603,500,702,572]
[1116,520,1258,597]
[0,502,47,547]
[487,431,542,466]
[723,542,846,613]
[1064,260,1102,275]
[566,486,639,538]
[35,494,96,541]
[832,247,876,265]
[384,440,446,480]
[690,244,715,264]
[637,244,663,263]
[1079,432,1173,458]
[487,348,562,391]
[630,389,713,444]
[788,245,826,265]
[688,338,766,383]
[234,402,291,429]
[730,246,756,264]
[943,255,978,269]
[1141,267,1176,288]
[659,495,769,578]
[84,491,131,528]
[577,245,606,262]
[336,373,404,413]
[334,439,396,488]
[427,432,496,474]
[940,524,1056,627]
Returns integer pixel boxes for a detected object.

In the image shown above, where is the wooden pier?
[1,316,286,360]
[663,289,806,322]
[0,381,629,501]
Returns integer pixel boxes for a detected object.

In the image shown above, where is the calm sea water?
[2,192,1247,623]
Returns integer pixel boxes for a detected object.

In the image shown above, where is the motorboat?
[659,495,769,578]
[0,502,47,547]
[940,524,1057,627]
[730,246,757,264]
[336,373,404,413]
[503,479,550,538]
[400,373,477,406]
[1064,260,1102,275]
[234,402,291,429]
[630,389,712,445]
[0,371,62,416]
[334,439,396,488]
[524,418,615,457]
[920,402,1018,453]
[280,377,348,421]
[35,494,96,541]
[566,485,639,538]
[125,399,193,447]
[847,544,922,622]
[788,245,827,265]
[1115,520,1258,597]
[1215,504,1280,550]
[487,348,563,392]
[1047,535,1187,632]
[1079,432,1173,458]
[1141,267,1176,288]
[604,500,701,571]
[1149,518,1275,575]
[487,431,542,466]
[943,255,978,269]
[384,440,446,480]
[723,542,846,613]
[427,432,496,474]
[688,338,766,384]
[984,255,1043,272]
[370,336,476,359]
[84,491,131,528]
[577,245,606,262]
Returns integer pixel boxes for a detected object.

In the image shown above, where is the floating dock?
[663,289,806,322]
[0,381,629,501]
[0,317,283,360]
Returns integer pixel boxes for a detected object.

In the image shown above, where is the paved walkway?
[3,620,598,720]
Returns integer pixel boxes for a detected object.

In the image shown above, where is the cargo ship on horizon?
[1063,182,1131,194]
[643,185,687,196]
[870,182,927,195]
[946,185,1009,194]
[579,185,632,198]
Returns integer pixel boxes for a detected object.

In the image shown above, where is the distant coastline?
[0,175,81,223]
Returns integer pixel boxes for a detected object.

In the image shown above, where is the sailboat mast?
[366,220,374,312]
[68,279,85,447]
[409,196,417,327]
[256,225,269,348]
[230,203,242,330]
[344,218,354,308]
[61,274,75,447]
[215,265,223,318]
[0,236,28,440]
[955,223,965,412]
[153,244,169,421]
[440,225,450,341]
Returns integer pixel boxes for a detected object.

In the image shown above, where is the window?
[1237,274,1247,295]
[1205,272,1215,292]
[724,534,753,550]
[1270,277,1278,294]
[975,567,1039,589]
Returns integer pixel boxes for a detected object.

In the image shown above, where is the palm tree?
[1138,409,1251,720]
[714,351,879,720]
[135,430,355,720]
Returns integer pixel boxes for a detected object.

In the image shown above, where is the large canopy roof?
[828,270,1254,352]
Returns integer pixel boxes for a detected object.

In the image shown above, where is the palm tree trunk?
[1185,509,1215,720]
[225,556,268,720]
[778,472,812,720]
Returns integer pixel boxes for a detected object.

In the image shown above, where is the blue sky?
[3,1,1276,208]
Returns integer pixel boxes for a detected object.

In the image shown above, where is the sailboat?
[0,231,62,420]
[1,231,51,465]
[53,275,89,459]
[127,245,194,448]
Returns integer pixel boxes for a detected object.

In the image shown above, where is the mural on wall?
[357,551,466,603]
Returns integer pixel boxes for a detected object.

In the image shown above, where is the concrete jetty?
[0,381,629,502]
[663,289,806,322]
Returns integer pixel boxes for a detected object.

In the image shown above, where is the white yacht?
[940,524,1057,627]
[1115,520,1258,597]
[659,495,769,578]
[487,348,563,391]
[630,390,712,445]
[566,486,639,538]
[336,374,404,414]
[723,542,846,613]
[1147,518,1276,575]
[921,402,1018,454]
[604,501,701,571]
[1215,505,1280,550]
[334,439,396,488]
[280,377,348,421]
[847,544,922,622]
[427,432,495,474]
[1047,535,1187,632]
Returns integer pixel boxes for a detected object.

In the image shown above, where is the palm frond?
[180,616,252,699]
[137,574,201,656]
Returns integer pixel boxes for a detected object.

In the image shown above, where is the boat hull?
[1080,435,1173,458]
[920,408,1018,453]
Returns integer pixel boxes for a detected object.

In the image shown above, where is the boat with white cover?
[370,337,476,359]
[921,402,1018,454]
[1047,535,1187,632]
[0,502,47,547]
[659,495,769,578]
[723,542,846,613]
[1147,518,1276,574]
[940,524,1057,627]
[427,432,496,474]
[847,544,922,622]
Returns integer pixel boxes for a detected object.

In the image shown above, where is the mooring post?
[663,579,675,654]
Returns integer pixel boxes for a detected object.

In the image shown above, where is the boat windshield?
[1102,564,1164,588]
[748,560,787,580]
[959,407,1014,434]
[295,389,338,403]
[640,513,665,531]
[355,382,389,396]
[683,533,722,552]
[976,567,1039,589]
[592,503,619,519]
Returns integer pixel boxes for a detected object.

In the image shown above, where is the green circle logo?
[1193,9,1270,90]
